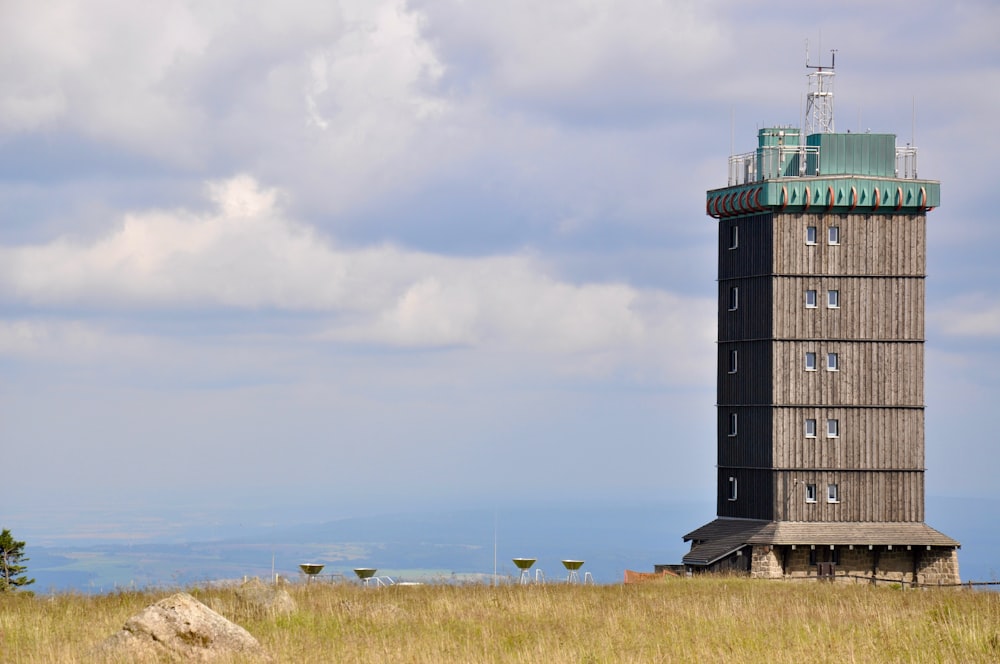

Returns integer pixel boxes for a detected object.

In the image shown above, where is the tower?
[682,58,960,583]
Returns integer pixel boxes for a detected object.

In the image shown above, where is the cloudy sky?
[2,0,999,541]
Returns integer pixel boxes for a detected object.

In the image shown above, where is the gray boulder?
[99,592,269,662]
[235,578,296,618]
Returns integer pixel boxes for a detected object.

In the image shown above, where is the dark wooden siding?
[718,341,773,405]
[719,213,773,280]
[717,468,774,520]
[718,406,774,468]
[718,277,773,341]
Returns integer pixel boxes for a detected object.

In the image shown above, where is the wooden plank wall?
[718,406,774,468]
[718,277,773,341]
[772,213,926,276]
[771,277,924,340]
[719,213,773,279]
[771,341,923,406]
[772,470,924,522]
[771,407,924,470]
[717,341,773,405]
[717,468,774,520]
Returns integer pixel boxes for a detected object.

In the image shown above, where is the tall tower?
[682,59,960,583]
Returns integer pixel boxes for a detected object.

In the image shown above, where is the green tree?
[0,528,35,592]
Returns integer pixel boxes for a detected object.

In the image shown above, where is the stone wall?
[916,548,960,586]
[748,545,960,585]
[750,545,783,578]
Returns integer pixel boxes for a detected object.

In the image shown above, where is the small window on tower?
[805,418,817,438]
[729,286,739,311]
[805,290,818,308]
[805,352,817,371]
[806,226,818,245]
[828,226,840,245]
[827,484,840,503]
[729,225,738,250]
[729,412,738,437]
[729,349,738,374]
[805,484,817,503]
[728,477,738,501]
[827,419,840,438]
[827,289,840,308]
[827,353,839,371]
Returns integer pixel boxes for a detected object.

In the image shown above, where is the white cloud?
[931,294,1000,338]
[0,176,713,381]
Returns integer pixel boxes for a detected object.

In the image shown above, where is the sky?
[2,0,1000,545]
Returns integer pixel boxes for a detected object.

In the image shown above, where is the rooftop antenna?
[805,41,837,134]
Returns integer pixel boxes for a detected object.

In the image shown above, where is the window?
[805,289,818,308]
[827,289,840,308]
[729,286,739,311]
[828,226,840,245]
[729,225,738,250]
[728,413,738,437]
[826,419,839,438]
[728,477,738,501]
[826,353,839,371]
[805,483,817,503]
[728,349,738,374]
[827,484,840,503]
[805,352,817,371]
[806,226,817,245]
[805,418,817,438]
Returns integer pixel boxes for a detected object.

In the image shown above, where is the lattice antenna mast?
[805,44,837,134]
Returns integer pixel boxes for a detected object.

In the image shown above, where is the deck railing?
[727,145,920,186]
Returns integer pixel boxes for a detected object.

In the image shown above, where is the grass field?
[2,576,999,662]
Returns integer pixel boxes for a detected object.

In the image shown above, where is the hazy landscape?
[18,496,1000,594]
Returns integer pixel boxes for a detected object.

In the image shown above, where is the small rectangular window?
[729,286,739,311]
[826,353,839,371]
[806,226,817,245]
[728,476,738,501]
[827,483,839,503]
[805,418,817,438]
[827,419,839,438]
[828,226,840,245]
[729,225,738,250]
[728,412,738,437]
[728,349,738,374]
[827,289,840,308]
[805,290,818,308]
[805,352,817,371]
[805,483,817,503]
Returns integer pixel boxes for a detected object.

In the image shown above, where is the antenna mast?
[805,42,837,134]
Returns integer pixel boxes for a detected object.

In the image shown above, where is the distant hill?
[26,497,998,593]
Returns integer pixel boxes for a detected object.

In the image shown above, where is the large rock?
[235,578,296,617]
[99,592,269,662]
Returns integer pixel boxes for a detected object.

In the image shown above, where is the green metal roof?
[709,129,939,218]
[707,176,939,218]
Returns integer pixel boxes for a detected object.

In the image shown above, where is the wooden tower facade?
[681,78,960,583]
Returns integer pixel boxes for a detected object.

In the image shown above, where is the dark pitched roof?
[682,518,959,567]
[682,518,770,566]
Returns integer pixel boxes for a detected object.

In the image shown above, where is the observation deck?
[707,127,939,218]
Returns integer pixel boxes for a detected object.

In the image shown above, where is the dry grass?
[2,577,999,663]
